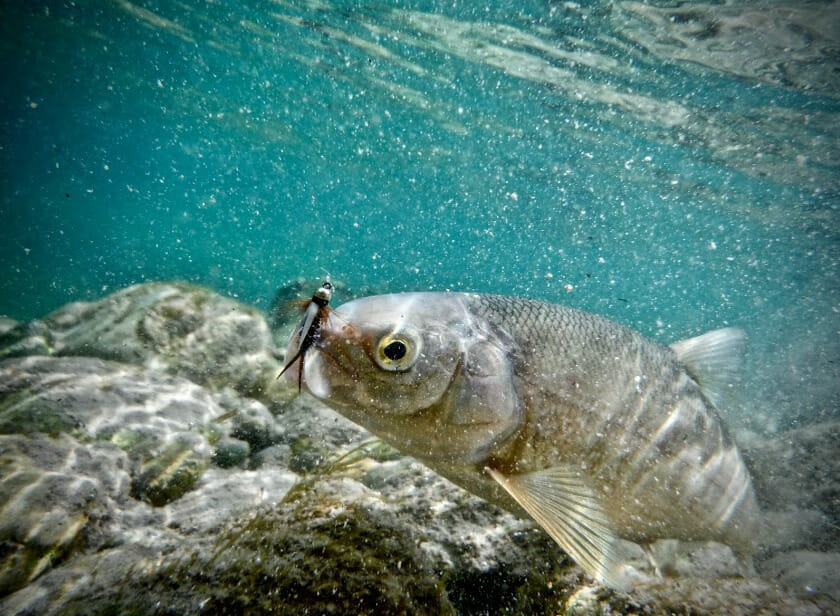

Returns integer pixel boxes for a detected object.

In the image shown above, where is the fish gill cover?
[0,0,837,614]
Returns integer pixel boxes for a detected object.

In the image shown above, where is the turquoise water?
[1,0,838,432]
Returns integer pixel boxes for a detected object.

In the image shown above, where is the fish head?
[284,293,523,464]
[302,292,463,414]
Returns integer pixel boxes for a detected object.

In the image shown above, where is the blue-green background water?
[1,0,838,433]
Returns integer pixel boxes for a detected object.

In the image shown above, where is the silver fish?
[284,292,759,589]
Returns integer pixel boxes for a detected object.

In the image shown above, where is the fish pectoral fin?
[486,466,631,590]
[669,327,745,408]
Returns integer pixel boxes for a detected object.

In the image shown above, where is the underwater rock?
[0,318,52,359]
[42,282,287,401]
[38,479,456,616]
[288,434,331,473]
[277,392,369,452]
[1,356,210,438]
[0,355,261,506]
[248,442,291,469]
[0,464,298,612]
[0,354,266,596]
[2,390,838,615]
[0,355,217,438]
[0,317,19,336]
[561,577,835,616]
[211,437,250,469]
[215,387,286,451]
[164,467,298,534]
[367,458,572,614]
[0,432,157,597]
[129,439,208,506]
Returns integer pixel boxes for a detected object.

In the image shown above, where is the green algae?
[0,389,79,435]
[282,438,394,504]
[212,438,249,469]
[108,428,158,453]
[287,435,330,475]
[129,441,207,506]
[102,497,454,615]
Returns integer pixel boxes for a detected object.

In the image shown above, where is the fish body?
[286,292,759,588]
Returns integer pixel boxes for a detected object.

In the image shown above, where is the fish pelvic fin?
[486,466,640,591]
[670,327,746,408]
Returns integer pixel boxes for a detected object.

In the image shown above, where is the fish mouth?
[300,334,362,402]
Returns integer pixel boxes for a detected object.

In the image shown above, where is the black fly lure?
[277,280,333,392]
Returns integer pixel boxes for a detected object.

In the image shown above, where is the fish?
[282,292,759,589]
[277,280,333,392]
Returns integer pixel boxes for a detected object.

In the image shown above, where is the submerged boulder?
[0,354,293,598]
[1,356,217,440]
[84,480,458,616]
[0,433,138,597]
[0,355,293,505]
[41,282,288,402]
[0,318,52,359]
[6,409,835,616]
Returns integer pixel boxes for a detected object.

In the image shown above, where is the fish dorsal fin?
[486,466,631,590]
[670,328,746,408]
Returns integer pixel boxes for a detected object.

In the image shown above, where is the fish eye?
[375,332,419,371]
[383,339,407,360]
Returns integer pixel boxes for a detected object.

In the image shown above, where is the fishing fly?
[277,279,333,391]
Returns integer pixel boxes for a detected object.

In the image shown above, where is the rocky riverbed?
[0,282,837,615]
